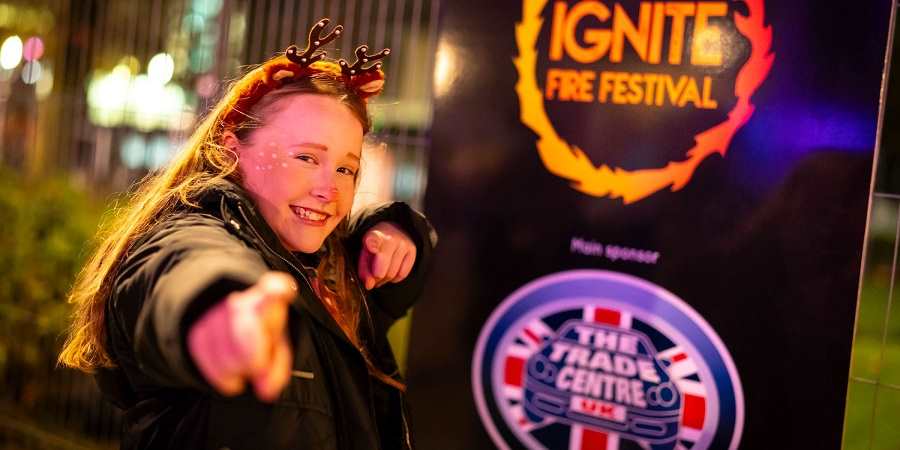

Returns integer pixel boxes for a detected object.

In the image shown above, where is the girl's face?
[235,94,363,253]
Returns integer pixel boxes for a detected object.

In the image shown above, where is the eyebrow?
[295,142,360,162]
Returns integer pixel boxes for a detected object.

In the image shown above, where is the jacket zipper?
[400,391,413,449]
[234,204,317,293]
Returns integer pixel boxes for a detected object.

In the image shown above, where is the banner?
[408,1,893,449]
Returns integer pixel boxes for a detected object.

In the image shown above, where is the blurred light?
[189,46,213,73]
[119,56,140,75]
[23,36,43,61]
[128,75,163,131]
[21,60,40,84]
[147,52,174,85]
[172,47,189,78]
[87,65,132,127]
[35,66,52,99]
[0,35,22,70]
[127,76,189,131]
[394,161,424,200]
[162,84,189,130]
[192,0,223,17]
[87,61,192,131]
[111,63,132,78]
[352,142,395,212]
[200,25,219,46]
[195,73,217,98]
[433,39,459,98]
[147,135,173,169]
[120,133,146,169]
[229,12,247,42]
[0,6,55,35]
[183,12,206,34]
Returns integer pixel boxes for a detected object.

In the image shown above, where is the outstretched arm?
[110,217,282,396]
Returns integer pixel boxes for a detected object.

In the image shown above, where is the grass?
[844,259,900,449]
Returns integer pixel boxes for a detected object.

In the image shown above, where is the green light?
[191,0,223,17]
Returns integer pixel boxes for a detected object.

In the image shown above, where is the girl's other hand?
[358,222,417,290]
[187,271,296,402]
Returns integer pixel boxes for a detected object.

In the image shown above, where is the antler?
[339,45,391,77]
[285,18,343,66]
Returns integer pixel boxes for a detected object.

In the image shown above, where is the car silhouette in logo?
[523,320,681,447]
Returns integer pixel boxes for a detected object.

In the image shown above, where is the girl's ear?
[222,131,241,154]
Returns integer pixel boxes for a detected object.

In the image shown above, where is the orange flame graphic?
[514,0,774,203]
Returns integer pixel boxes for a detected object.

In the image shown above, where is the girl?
[59,19,434,450]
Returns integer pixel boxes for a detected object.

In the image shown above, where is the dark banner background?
[407,1,894,448]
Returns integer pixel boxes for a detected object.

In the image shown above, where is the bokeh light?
[0,35,23,70]
[183,13,207,33]
[119,55,140,74]
[21,60,40,84]
[195,73,217,98]
[147,52,174,85]
[88,60,191,131]
[35,66,52,99]
[433,39,459,99]
[192,0,223,17]
[120,133,147,169]
[23,36,43,61]
[147,135,174,169]
[87,64,132,127]
[188,46,214,73]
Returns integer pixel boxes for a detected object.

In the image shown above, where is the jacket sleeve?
[346,202,438,322]
[109,216,269,389]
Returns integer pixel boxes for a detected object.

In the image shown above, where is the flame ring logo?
[472,270,744,449]
[514,0,774,203]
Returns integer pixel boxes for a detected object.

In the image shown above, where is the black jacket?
[95,180,436,450]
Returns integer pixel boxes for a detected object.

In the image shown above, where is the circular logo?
[472,270,743,449]
[513,0,774,203]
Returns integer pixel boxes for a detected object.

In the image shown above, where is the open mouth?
[290,205,331,225]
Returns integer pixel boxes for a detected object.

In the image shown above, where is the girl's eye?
[296,154,317,164]
[337,166,358,177]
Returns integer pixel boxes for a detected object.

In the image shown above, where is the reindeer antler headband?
[222,18,389,127]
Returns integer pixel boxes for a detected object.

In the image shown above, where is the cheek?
[240,144,299,198]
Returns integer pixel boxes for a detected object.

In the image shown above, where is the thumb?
[365,231,385,254]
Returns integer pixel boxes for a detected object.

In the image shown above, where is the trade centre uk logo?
[472,270,744,449]
[514,0,774,203]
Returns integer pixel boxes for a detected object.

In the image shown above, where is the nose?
[310,170,338,202]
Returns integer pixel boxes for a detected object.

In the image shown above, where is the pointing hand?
[358,222,417,290]
[187,271,296,402]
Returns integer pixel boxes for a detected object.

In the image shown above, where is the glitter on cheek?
[281,163,288,167]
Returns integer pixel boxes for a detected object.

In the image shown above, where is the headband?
[222,18,390,128]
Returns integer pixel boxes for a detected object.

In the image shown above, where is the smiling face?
[234,94,364,253]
